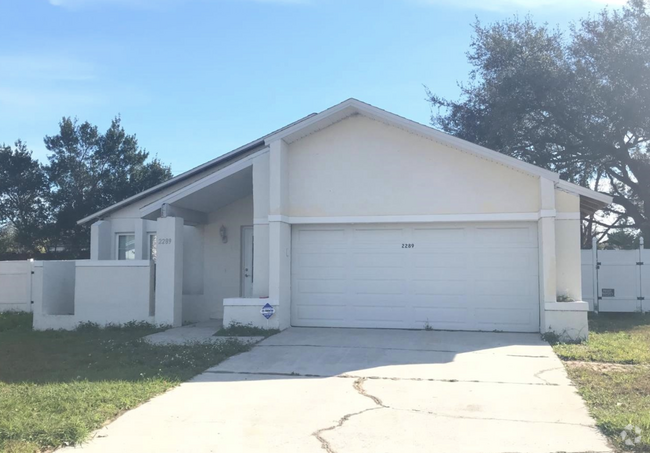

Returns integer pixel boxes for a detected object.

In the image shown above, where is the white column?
[555,217,582,301]
[253,153,270,297]
[134,219,146,260]
[269,221,291,328]
[268,139,291,328]
[155,216,184,327]
[90,220,111,260]
[538,178,557,331]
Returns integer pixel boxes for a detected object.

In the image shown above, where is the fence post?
[638,237,645,313]
[592,236,599,313]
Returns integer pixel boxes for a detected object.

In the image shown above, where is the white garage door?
[291,223,540,332]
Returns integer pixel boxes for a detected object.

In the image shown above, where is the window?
[148,233,157,262]
[117,234,136,260]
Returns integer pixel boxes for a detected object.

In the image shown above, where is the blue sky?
[1,0,625,174]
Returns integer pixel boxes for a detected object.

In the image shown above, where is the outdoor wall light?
[219,225,228,243]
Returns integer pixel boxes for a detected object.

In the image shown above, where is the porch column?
[90,220,111,260]
[155,216,184,327]
[134,219,147,260]
[253,153,270,297]
[538,178,557,330]
[268,139,291,328]
[269,221,291,328]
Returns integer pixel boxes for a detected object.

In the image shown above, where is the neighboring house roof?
[79,98,612,224]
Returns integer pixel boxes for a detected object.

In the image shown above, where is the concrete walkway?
[143,320,263,345]
[65,328,612,453]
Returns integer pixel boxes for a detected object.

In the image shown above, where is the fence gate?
[0,261,33,312]
[589,238,647,313]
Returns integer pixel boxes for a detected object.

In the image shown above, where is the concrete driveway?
[66,328,612,453]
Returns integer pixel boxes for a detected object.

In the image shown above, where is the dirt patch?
[565,361,650,373]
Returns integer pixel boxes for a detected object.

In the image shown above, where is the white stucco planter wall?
[544,301,589,342]
[223,298,281,330]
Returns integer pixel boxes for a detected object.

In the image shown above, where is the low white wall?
[544,301,589,341]
[223,298,280,329]
[0,261,33,312]
[32,262,78,330]
[75,260,154,326]
[42,261,76,315]
[183,294,208,323]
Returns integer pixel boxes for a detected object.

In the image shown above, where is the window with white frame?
[117,234,136,260]
[148,233,157,262]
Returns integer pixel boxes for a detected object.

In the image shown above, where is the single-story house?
[74,98,611,337]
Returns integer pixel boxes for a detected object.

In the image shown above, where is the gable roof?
[77,111,318,225]
[79,98,612,224]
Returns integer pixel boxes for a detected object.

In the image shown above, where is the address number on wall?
[402,243,415,248]
[157,238,172,245]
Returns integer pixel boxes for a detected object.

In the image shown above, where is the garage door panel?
[473,250,536,270]
[294,293,348,306]
[353,228,405,243]
[292,223,539,332]
[412,227,466,245]
[411,280,468,295]
[474,279,532,297]
[352,266,407,280]
[414,307,472,327]
[296,279,347,294]
[412,252,468,268]
[351,306,409,324]
[350,294,407,306]
[295,305,346,322]
[475,308,535,329]
[296,252,348,268]
[297,266,347,280]
[474,293,537,307]
[353,253,407,268]
[352,279,407,295]
[411,266,469,281]
[411,292,469,303]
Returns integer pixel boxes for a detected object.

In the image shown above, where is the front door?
[241,226,254,297]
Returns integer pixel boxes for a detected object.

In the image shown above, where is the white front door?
[291,222,540,332]
[241,226,254,298]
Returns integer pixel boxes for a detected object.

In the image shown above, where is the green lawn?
[214,321,280,338]
[0,312,250,453]
[551,313,650,452]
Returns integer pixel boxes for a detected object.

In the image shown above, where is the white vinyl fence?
[0,261,34,312]
[581,238,650,313]
[0,259,154,330]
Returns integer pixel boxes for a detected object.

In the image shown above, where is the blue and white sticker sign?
[260,303,275,319]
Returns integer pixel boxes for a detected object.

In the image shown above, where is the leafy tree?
[44,117,172,255]
[603,230,640,249]
[0,141,49,252]
[428,0,650,246]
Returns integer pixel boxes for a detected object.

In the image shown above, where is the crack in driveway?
[313,377,386,453]
[311,375,591,453]
[533,367,563,385]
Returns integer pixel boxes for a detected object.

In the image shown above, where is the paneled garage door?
[291,223,540,332]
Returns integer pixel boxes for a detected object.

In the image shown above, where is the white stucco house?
[31,99,612,338]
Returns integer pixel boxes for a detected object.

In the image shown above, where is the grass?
[553,313,650,364]
[214,321,280,338]
[0,312,251,453]
[550,313,650,452]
